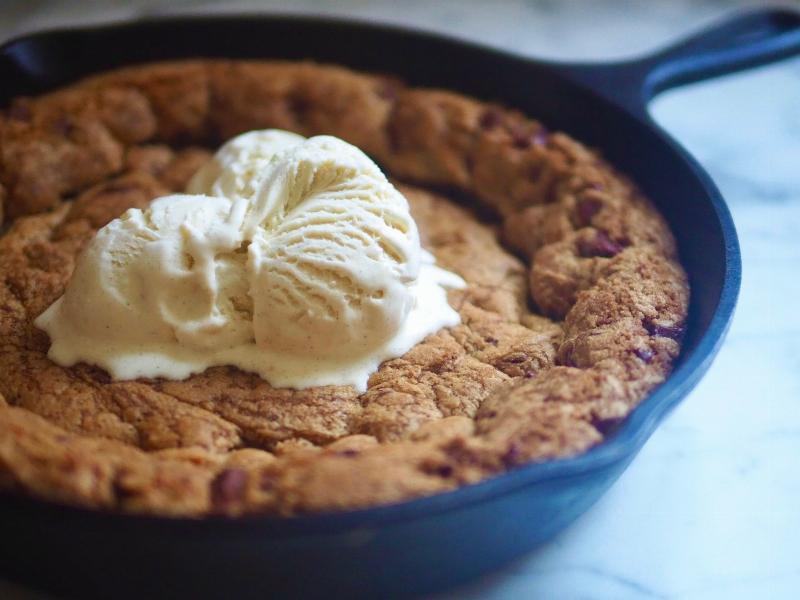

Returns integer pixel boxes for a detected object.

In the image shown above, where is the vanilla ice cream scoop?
[244,136,423,361]
[36,131,464,391]
[187,129,305,200]
[36,194,255,379]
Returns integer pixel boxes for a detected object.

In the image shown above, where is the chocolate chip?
[508,123,549,148]
[52,116,76,136]
[591,415,624,436]
[527,162,544,181]
[644,320,684,340]
[633,347,655,363]
[429,359,453,375]
[422,461,455,478]
[112,484,137,500]
[211,468,247,506]
[288,96,308,117]
[80,365,111,384]
[509,123,534,149]
[501,443,521,468]
[532,128,549,147]
[576,197,603,226]
[8,101,31,121]
[479,108,503,130]
[503,352,529,364]
[523,370,536,379]
[435,464,453,478]
[577,230,623,258]
[112,471,137,500]
[559,350,578,368]
[376,78,401,101]
[485,336,499,346]
[336,449,359,458]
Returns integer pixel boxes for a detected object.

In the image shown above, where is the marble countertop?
[1,1,798,599]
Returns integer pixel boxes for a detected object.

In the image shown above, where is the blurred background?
[1,0,797,60]
[1,1,799,599]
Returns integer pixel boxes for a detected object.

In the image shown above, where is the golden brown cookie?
[0,60,688,516]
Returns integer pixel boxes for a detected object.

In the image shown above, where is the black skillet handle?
[564,8,800,117]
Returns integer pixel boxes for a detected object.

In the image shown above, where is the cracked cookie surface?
[0,60,688,516]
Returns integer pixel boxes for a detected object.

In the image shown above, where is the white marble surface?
[1,1,799,599]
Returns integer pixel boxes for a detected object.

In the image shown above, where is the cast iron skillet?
[0,9,797,599]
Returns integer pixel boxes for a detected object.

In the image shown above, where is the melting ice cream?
[36,130,464,391]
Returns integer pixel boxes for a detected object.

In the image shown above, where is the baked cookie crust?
[0,60,688,516]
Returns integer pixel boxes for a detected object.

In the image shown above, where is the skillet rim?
[0,13,741,533]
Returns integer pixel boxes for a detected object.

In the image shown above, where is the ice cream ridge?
[35,130,465,392]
